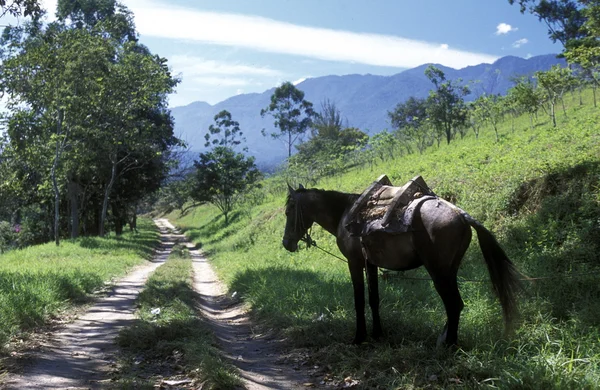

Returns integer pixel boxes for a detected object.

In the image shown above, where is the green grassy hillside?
[169,94,600,389]
[0,220,158,356]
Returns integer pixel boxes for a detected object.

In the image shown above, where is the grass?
[0,219,159,352]
[167,92,600,388]
[114,242,241,389]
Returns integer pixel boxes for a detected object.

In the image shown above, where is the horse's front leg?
[349,260,367,344]
[366,262,382,339]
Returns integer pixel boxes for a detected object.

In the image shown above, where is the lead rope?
[300,228,348,263]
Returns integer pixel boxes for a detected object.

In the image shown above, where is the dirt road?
[2,219,316,389]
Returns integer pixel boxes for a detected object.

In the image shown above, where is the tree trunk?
[128,207,137,232]
[529,114,533,130]
[51,109,64,246]
[551,101,556,127]
[68,176,80,239]
[100,157,118,237]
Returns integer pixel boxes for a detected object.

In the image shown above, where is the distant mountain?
[171,54,565,170]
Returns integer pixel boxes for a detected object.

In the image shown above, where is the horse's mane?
[286,187,359,208]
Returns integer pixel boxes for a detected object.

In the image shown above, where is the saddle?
[345,174,437,237]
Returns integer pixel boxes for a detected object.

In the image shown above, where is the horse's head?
[282,184,314,252]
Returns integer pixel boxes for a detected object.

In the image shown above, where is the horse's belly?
[361,232,420,271]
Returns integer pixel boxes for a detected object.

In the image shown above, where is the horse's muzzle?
[282,239,298,252]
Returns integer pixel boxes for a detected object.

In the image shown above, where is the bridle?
[288,189,348,263]
[291,193,316,248]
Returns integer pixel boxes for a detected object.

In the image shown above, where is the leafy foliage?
[425,65,470,145]
[0,1,181,244]
[192,112,261,225]
[261,81,315,157]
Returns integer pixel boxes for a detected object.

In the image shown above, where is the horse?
[282,184,521,346]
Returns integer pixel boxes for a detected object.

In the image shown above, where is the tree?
[0,23,117,244]
[192,113,261,225]
[0,1,181,243]
[294,101,367,178]
[311,99,345,139]
[508,76,544,129]
[388,96,432,153]
[261,82,315,158]
[205,110,246,150]
[0,0,42,18]
[425,65,470,145]
[508,0,587,49]
[95,41,179,236]
[535,65,574,126]
[563,1,600,107]
[472,94,505,141]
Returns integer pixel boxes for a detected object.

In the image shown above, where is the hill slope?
[168,89,600,389]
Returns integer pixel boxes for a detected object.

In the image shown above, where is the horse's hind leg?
[366,262,382,339]
[432,275,464,347]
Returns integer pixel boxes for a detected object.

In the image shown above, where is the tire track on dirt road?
[3,219,318,389]
[2,219,176,390]
[159,219,318,390]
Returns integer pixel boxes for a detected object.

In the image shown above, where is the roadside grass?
[115,242,241,389]
[0,219,159,353]
[168,92,600,388]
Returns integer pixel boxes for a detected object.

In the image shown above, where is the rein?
[301,228,348,264]
[294,194,348,264]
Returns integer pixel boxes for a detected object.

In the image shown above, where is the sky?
[35,0,559,108]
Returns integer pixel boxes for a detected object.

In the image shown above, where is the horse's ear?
[287,183,295,194]
[298,184,305,190]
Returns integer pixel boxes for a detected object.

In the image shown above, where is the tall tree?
[472,94,505,142]
[535,65,574,126]
[425,65,470,145]
[192,113,261,225]
[261,82,315,158]
[508,0,587,49]
[563,1,600,107]
[388,96,432,153]
[508,76,543,129]
[0,0,42,18]
[311,99,345,139]
[0,1,181,243]
[204,110,246,150]
[0,24,115,244]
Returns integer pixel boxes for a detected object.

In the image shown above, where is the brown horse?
[282,184,521,346]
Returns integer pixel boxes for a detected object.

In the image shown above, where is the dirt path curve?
[2,220,176,390]
[158,218,318,390]
[3,219,318,389]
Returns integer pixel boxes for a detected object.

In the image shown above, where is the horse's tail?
[461,212,522,328]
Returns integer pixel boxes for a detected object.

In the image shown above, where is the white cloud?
[496,23,517,35]
[292,77,308,85]
[440,44,449,50]
[170,55,281,77]
[512,38,529,48]
[125,0,498,69]
[190,76,252,87]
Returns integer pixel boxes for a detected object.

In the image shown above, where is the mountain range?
[171,54,565,169]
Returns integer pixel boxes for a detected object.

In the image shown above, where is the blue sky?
[40,0,559,107]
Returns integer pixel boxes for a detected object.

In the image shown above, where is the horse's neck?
[307,190,356,236]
